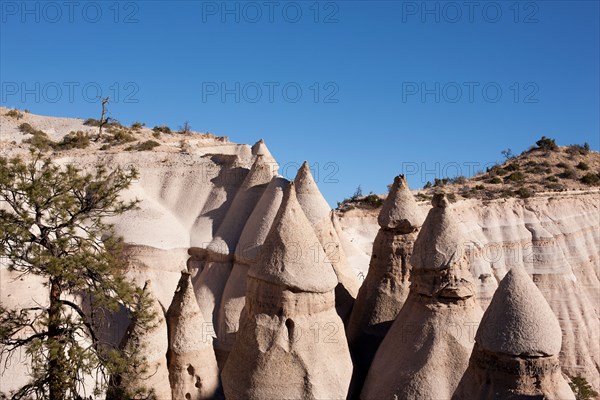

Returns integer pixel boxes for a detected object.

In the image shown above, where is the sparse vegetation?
[566,143,590,156]
[568,375,598,400]
[559,169,577,180]
[18,123,35,135]
[126,140,160,152]
[363,193,383,208]
[501,148,515,160]
[104,127,136,146]
[576,161,590,171]
[5,109,23,119]
[23,131,53,151]
[152,125,171,134]
[178,121,192,135]
[514,187,533,198]
[536,136,558,151]
[130,121,145,131]
[54,131,91,150]
[580,173,600,186]
[505,172,524,183]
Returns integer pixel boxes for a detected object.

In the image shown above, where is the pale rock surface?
[113,281,171,400]
[339,192,600,391]
[216,176,288,362]
[221,183,352,399]
[191,154,275,331]
[361,193,483,400]
[166,272,220,400]
[453,267,576,400]
[346,175,425,398]
[294,161,360,320]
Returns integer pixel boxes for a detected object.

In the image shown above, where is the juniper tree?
[0,151,154,400]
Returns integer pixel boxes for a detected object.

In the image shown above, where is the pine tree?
[0,151,154,399]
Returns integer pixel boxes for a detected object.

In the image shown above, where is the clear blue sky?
[1,1,599,206]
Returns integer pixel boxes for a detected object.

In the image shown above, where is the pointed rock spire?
[216,176,288,358]
[476,267,562,356]
[293,161,331,225]
[222,183,352,399]
[293,161,360,317]
[410,193,475,299]
[361,193,483,400]
[249,182,338,293]
[452,267,575,400]
[346,175,425,398]
[251,138,278,171]
[167,272,220,400]
[378,174,424,232]
[194,154,275,329]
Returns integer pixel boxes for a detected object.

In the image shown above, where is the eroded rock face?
[111,281,171,400]
[453,267,575,400]
[221,183,352,399]
[339,192,600,392]
[361,193,483,400]
[216,176,288,364]
[346,175,425,397]
[191,154,275,332]
[166,272,220,400]
[294,161,360,321]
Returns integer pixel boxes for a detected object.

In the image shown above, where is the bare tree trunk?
[95,96,110,142]
[48,279,64,400]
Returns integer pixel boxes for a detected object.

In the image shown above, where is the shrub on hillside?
[536,136,558,151]
[54,131,90,150]
[152,125,171,134]
[130,121,145,130]
[363,193,383,208]
[5,109,23,119]
[18,123,43,135]
[23,131,53,151]
[566,143,590,156]
[559,169,577,180]
[580,173,600,186]
[576,162,590,171]
[126,140,160,152]
[515,187,533,198]
[105,128,136,146]
[505,172,524,183]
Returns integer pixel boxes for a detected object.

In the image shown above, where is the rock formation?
[221,183,353,399]
[339,191,600,392]
[361,193,483,400]
[166,272,220,400]
[452,267,576,400]
[251,138,278,168]
[346,174,425,397]
[216,175,288,364]
[294,161,360,320]
[191,154,275,329]
[110,281,171,400]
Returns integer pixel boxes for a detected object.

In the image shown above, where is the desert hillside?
[1,108,598,398]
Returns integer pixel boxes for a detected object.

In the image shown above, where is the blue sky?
[1,1,598,206]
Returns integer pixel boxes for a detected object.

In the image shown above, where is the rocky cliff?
[337,190,600,391]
